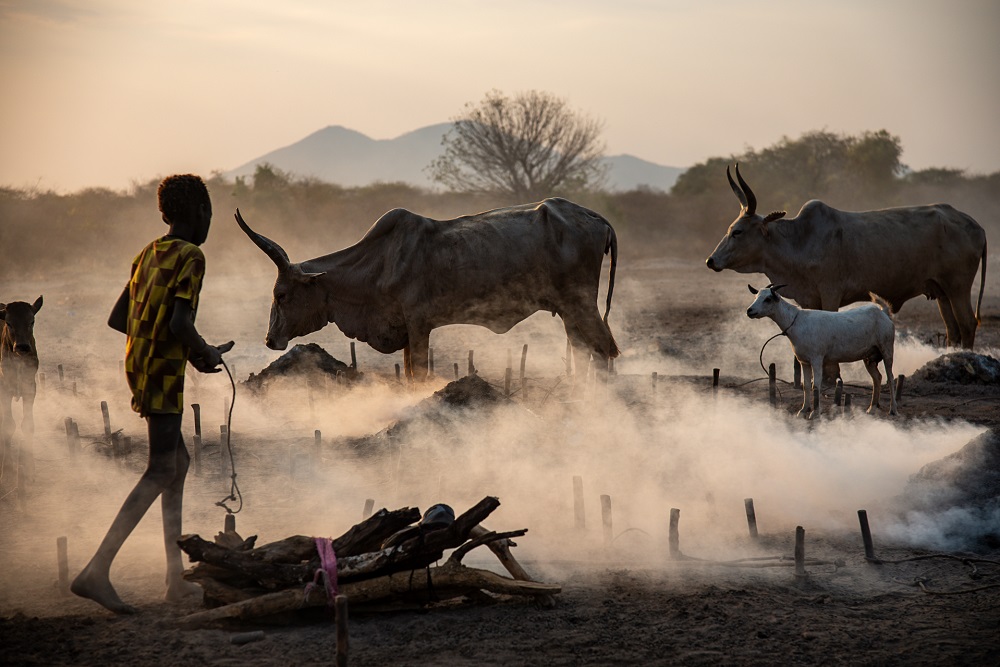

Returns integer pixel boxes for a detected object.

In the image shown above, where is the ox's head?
[0,296,43,356]
[745,284,786,319]
[705,164,786,273]
[235,210,327,350]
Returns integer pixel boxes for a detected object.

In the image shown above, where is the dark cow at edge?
[1,297,42,476]
[237,198,619,380]
[707,165,987,349]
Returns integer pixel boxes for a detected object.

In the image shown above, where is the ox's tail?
[976,238,987,325]
[603,224,617,324]
[870,293,894,320]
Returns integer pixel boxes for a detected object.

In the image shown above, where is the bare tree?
[428,90,607,200]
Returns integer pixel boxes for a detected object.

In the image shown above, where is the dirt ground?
[2,256,999,666]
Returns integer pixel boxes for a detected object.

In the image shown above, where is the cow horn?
[770,284,787,293]
[734,163,757,216]
[235,209,290,271]
[748,284,759,295]
[727,165,748,210]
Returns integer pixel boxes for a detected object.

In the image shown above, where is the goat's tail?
[870,293,894,320]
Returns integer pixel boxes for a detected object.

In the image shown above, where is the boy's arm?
[170,298,233,373]
[108,286,129,334]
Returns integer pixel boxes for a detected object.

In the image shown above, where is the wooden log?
[572,476,585,530]
[857,509,876,561]
[469,525,555,608]
[231,630,266,646]
[744,498,758,540]
[179,562,561,627]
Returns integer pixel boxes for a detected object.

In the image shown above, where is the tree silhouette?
[428,90,607,201]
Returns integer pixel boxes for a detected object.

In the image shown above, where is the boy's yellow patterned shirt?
[125,236,205,416]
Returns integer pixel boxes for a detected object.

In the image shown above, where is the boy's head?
[158,174,212,244]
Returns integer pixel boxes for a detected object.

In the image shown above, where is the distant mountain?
[225,124,684,192]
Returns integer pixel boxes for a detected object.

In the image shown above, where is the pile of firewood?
[178,496,559,626]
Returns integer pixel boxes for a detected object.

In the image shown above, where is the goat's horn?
[748,284,759,295]
[235,209,290,271]
[734,163,757,216]
[771,284,787,293]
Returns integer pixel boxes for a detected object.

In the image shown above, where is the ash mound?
[342,375,511,458]
[243,343,356,393]
[895,427,1000,550]
[911,352,1000,385]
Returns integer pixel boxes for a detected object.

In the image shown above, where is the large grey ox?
[236,198,619,380]
[707,165,987,350]
[1,297,42,479]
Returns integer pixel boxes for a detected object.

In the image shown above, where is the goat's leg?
[863,357,883,414]
[881,347,898,416]
[797,361,813,418]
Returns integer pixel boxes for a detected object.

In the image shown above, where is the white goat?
[746,284,898,418]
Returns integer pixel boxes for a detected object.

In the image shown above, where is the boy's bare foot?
[165,578,202,602]
[71,565,137,615]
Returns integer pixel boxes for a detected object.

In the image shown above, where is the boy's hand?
[190,341,235,373]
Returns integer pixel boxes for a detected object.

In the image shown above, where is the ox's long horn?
[235,209,290,271]
[734,163,757,216]
[727,165,748,210]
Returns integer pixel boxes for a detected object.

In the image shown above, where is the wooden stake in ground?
[350,342,357,371]
[362,498,374,519]
[600,494,612,547]
[336,595,349,667]
[192,403,202,438]
[57,536,69,595]
[100,401,112,442]
[712,368,720,396]
[468,350,475,376]
[768,363,776,407]
[428,347,434,377]
[895,374,905,402]
[668,508,680,559]
[794,526,806,579]
[744,498,758,540]
[519,344,528,400]
[572,476,585,530]
[834,379,843,407]
[858,509,876,561]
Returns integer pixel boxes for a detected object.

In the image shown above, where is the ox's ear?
[31,296,43,313]
[748,284,759,295]
[0,304,5,321]
[763,210,786,223]
[303,272,326,284]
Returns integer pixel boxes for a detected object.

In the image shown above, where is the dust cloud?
[0,243,995,617]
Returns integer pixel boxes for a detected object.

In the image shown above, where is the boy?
[72,174,233,614]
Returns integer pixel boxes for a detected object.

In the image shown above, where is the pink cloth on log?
[306,537,338,605]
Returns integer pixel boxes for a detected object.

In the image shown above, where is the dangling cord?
[758,312,799,376]
[215,358,243,515]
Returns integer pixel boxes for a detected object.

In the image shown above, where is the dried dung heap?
[243,343,357,393]
[911,352,1000,385]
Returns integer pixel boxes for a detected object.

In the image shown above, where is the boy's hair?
[158,174,210,223]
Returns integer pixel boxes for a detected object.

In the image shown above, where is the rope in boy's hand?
[215,355,243,515]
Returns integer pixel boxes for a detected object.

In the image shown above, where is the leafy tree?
[428,90,607,201]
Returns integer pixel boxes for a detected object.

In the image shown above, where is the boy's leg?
[159,417,199,600]
[71,412,184,613]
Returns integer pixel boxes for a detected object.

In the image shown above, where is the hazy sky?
[2,0,998,193]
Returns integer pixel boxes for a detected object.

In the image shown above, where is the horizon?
[2,0,999,193]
